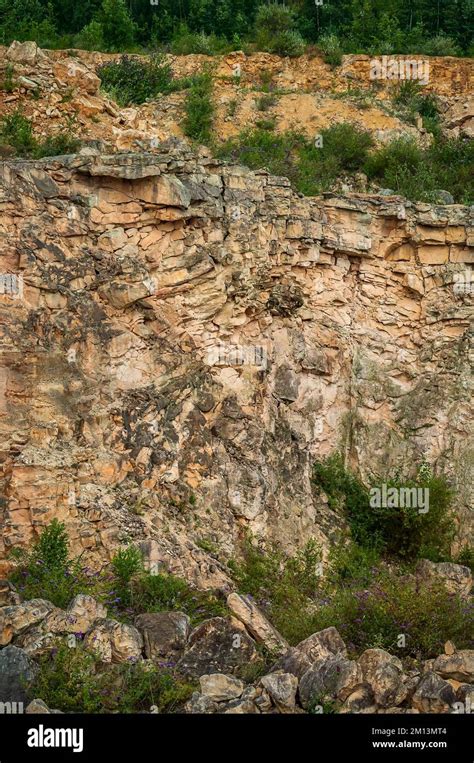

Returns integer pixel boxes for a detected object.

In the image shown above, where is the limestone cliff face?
[0,145,472,586]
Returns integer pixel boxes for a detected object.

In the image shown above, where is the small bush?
[170,24,230,56]
[318,33,343,67]
[227,99,238,117]
[254,4,305,57]
[75,21,105,52]
[129,572,226,625]
[454,546,474,574]
[364,134,473,204]
[98,54,176,106]
[0,110,36,155]
[256,93,277,111]
[30,643,194,713]
[229,538,322,644]
[111,546,143,607]
[307,566,473,659]
[35,132,80,158]
[9,520,91,608]
[312,454,455,561]
[1,63,16,92]
[392,81,441,131]
[182,71,214,143]
[255,118,276,131]
[421,34,461,57]
[0,111,79,159]
[318,122,373,171]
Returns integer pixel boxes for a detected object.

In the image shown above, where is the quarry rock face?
[0,145,472,584]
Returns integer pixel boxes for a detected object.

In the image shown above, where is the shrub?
[256,93,277,111]
[9,520,92,608]
[454,546,474,574]
[75,21,105,52]
[364,134,473,204]
[35,132,80,157]
[318,33,343,67]
[0,110,36,155]
[129,571,226,625]
[229,538,322,644]
[229,535,473,656]
[421,34,461,57]
[307,566,474,659]
[392,81,441,132]
[30,643,194,713]
[99,0,136,52]
[318,122,373,171]
[312,453,455,561]
[1,63,15,92]
[255,118,276,131]
[217,123,372,197]
[170,24,230,56]
[254,4,305,57]
[110,546,143,607]
[216,128,303,187]
[182,71,214,143]
[98,54,176,106]
[0,111,79,159]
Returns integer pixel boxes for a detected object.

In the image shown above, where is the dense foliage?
[31,642,194,713]
[0,0,472,55]
[312,453,456,560]
[216,122,474,204]
[230,538,474,658]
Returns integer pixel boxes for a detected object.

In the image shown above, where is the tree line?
[0,0,472,55]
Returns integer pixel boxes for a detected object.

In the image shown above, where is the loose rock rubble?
[0,42,472,155]
[0,591,473,713]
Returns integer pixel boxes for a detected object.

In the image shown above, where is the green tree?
[99,0,136,51]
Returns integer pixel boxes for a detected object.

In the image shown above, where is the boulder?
[254,689,273,712]
[25,698,51,714]
[0,599,54,646]
[199,673,244,702]
[135,612,190,661]
[260,671,298,711]
[416,560,472,598]
[340,684,377,713]
[224,699,260,714]
[16,630,59,658]
[226,593,289,655]
[411,672,456,713]
[184,692,218,714]
[270,647,313,680]
[358,648,408,708]
[53,59,100,95]
[454,683,474,712]
[84,619,143,663]
[6,41,48,66]
[0,580,21,607]
[294,627,347,664]
[299,655,363,710]
[176,617,257,678]
[0,645,39,704]
[42,595,107,636]
[433,651,474,683]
